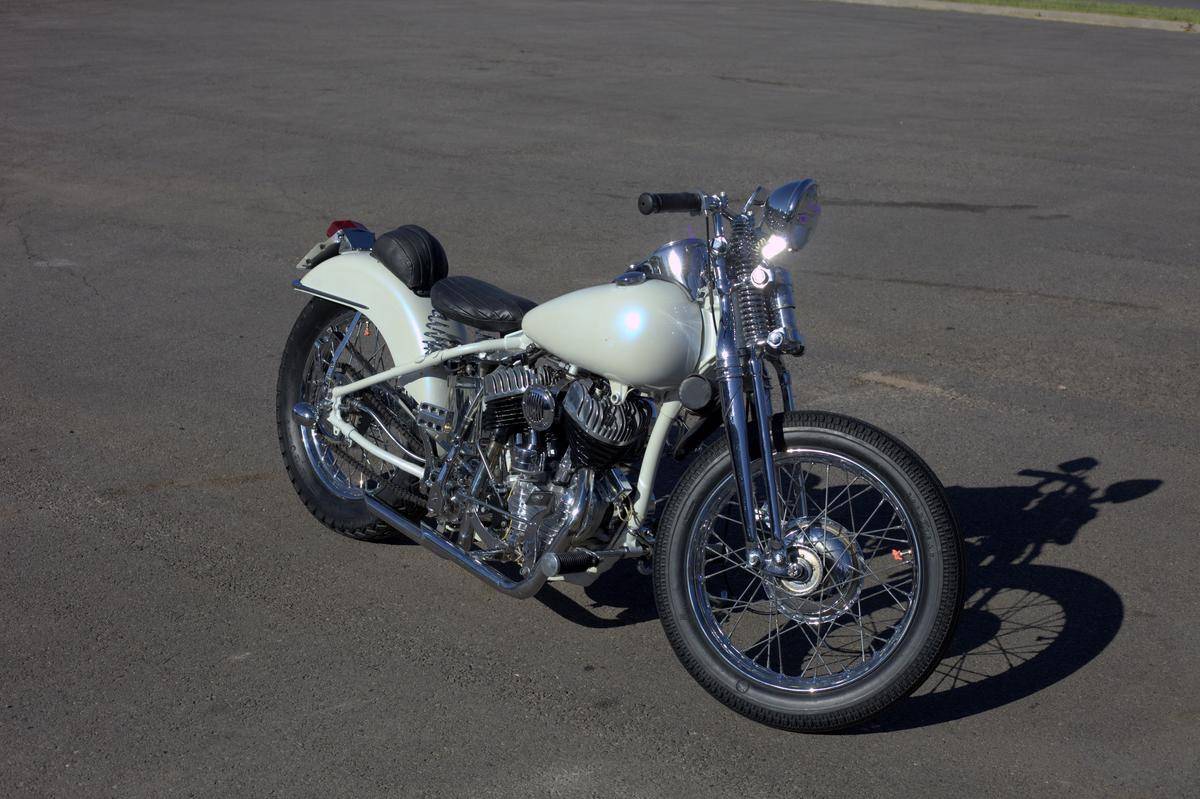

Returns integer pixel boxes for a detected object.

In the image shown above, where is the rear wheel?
[275,298,428,541]
[654,411,964,731]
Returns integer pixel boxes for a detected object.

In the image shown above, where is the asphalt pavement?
[2,1,1198,796]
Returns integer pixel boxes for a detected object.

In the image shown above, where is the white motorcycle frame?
[294,253,720,533]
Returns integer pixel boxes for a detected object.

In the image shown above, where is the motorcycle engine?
[478,365,651,567]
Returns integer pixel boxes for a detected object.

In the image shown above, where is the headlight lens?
[759,179,820,260]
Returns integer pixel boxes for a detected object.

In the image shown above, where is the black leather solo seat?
[371,225,449,297]
[430,276,537,334]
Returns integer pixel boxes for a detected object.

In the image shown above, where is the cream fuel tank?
[519,278,704,391]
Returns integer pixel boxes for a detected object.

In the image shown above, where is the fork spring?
[728,215,772,347]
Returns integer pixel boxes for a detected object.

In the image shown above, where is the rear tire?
[276,298,426,541]
[653,410,964,731]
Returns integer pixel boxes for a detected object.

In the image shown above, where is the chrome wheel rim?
[298,312,402,500]
[686,448,922,693]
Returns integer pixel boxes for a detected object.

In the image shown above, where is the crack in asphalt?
[13,220,36,261]
[12,220,102,298]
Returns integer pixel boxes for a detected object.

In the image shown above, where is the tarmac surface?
[2,1,1198,796]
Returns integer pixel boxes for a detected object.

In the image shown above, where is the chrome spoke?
[723,579,764,640]
[704,558,760,581]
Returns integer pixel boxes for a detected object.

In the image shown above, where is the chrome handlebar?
[632,185,806,357]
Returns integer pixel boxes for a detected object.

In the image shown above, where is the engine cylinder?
[561,380,651,467]
[481,365,540,434]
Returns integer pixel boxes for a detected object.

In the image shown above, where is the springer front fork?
[711,239,797,573]
[717,341,795,570]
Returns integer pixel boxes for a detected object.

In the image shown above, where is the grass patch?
[946,0,1200,24]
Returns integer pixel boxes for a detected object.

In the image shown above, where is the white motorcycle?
[276,183,964,731]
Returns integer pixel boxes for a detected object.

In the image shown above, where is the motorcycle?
[276,182,965,731]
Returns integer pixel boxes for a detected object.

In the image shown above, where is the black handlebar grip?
[638,192,703,215]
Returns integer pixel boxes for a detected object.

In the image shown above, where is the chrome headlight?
[759,179,820,260]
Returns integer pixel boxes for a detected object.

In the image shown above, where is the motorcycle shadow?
[539,457,1161,730]
[534,560,659,628]
[860,457,1159,731]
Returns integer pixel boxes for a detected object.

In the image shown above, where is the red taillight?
[325,219,366,238]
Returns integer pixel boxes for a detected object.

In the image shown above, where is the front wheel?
[653,411,964,731]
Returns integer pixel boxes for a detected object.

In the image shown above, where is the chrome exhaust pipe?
[363,491,579,600]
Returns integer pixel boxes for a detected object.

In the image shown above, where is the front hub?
[764,518,865,624]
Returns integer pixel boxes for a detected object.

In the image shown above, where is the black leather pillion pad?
[430,276,537,334]
[370,225,448,296]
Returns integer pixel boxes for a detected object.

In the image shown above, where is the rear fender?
[295,251,465,407]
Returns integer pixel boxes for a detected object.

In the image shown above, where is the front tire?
[653,411,964,731]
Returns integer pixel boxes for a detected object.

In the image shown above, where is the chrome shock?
[422,308,462,354]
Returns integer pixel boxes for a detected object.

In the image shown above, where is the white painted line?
[811,0,1198,33]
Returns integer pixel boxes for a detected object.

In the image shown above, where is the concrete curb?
[813,0,1198,33]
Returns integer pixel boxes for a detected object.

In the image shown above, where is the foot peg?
[540,546,647,577]
[541,548,600,576]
